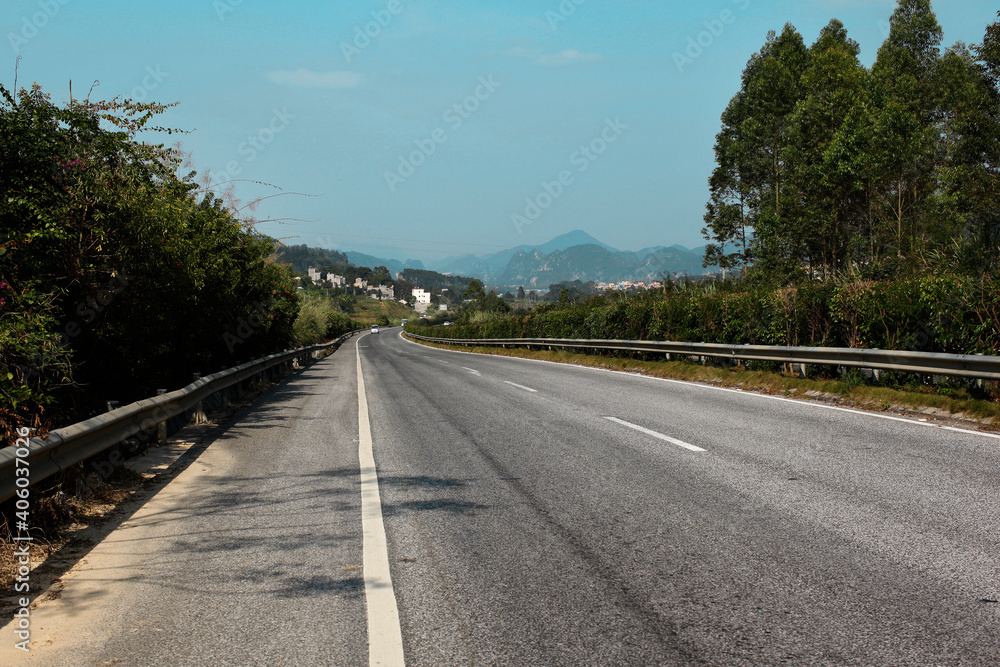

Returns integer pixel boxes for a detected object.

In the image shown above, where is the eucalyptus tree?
[933,18,1000,272]
[703,24,809,281]
[869,0,943,261]
[783,20,869,277]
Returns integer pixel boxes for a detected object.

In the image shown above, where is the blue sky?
[4,0,998,262]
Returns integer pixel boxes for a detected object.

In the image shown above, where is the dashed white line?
[461,367,481,376]
[605,417,706,452]
[504,380,538,393]
[356,344,405,666]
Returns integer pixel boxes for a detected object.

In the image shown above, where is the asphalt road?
[4,329,1000,665]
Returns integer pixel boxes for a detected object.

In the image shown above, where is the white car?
[371,324,379,334]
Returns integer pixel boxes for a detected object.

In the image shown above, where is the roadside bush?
[408,275,1000,357]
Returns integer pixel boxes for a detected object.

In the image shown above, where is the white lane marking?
[504,380,538,393]
[400,335,1000,443]
[461,367,481,376]
[356,343,406,666]
[605,417,706,452]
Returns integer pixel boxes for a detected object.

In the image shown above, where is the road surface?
[4,329,999,665]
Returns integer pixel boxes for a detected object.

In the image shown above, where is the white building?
[327,274,345,287]
[355,277,368,289]
[412,288,431,304]
[307,266,321,282]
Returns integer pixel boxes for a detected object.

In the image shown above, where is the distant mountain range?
[328,230,716,288]
[342,251,425,278]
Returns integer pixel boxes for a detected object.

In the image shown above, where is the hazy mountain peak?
[537,230,618,253]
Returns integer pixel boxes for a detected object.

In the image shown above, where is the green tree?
[462,279,486,302]
[703,90,753,278]
[784,19,869,276]
[869,0,943,261]
[703,24,810,281]
[932,38,1000,271]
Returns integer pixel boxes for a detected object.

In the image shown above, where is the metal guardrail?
[0,329,369,503]
[405,332,1000,381]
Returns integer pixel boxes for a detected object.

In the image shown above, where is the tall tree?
[784,20,869,276]
[703,24,809,281]
[703,91,752,278]
[933,35,1000,271]
[869,0,943,261]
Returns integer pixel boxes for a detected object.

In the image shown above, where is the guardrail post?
[797,363,807,379]
[156,389,168,444]
[192,372,207,424]
[106,400,119,412]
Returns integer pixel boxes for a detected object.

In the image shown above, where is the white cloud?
[536,49,604,66]
[266,69,364,89]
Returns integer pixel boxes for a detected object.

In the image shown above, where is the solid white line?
[356,342,405,667]
[400,334,1000,442]
[504,380,538,393]
[461,366,481,376]
[605,417,706,452]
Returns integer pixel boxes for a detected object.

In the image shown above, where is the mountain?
[499,244,634,287]
[498,243,712,288]
[324,230,715,289]
[344,251,425,277]
[537,230,618,253]
[425,230,620,281]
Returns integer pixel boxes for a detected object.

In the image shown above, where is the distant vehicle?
[371,324,379,334]
[401,319,408,326]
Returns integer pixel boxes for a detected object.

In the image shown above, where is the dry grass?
[410,339,1000,425]
[0,463,147,594]
[350,299,418,325]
